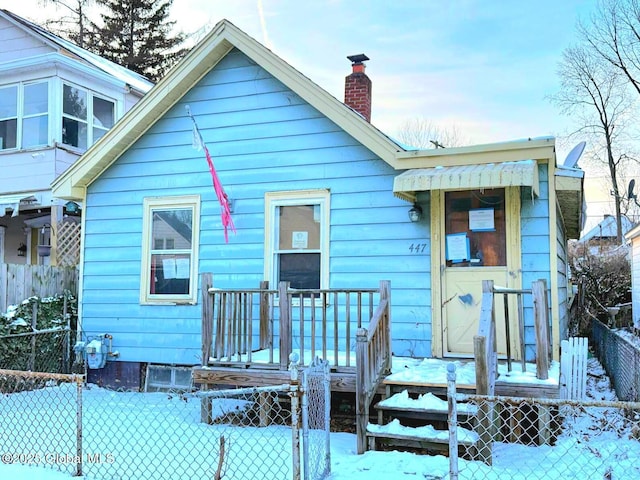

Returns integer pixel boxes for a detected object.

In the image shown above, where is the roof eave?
[395,137,556,169]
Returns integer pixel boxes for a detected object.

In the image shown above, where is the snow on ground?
[1,355,639,479]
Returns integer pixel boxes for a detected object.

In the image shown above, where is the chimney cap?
[347,53,369,65]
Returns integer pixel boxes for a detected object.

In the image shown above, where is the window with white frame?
[141,196,200,304]
[62,83,114,150]
[0,81,49,150]
[265,190,330,290]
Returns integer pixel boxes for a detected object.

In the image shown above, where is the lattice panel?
[56,221,81,266]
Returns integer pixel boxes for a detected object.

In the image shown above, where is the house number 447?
[409,243,427,253]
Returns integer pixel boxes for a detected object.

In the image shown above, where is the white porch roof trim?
[393,159,539,202]
[0,193,38,217]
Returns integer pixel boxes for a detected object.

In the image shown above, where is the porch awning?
[393,159,539,202]
[0,193,38,217]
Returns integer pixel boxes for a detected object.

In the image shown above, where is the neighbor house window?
[265,190,330,291]
[0,81,49,150]
[141,196,200,304]
[62,83,114,149]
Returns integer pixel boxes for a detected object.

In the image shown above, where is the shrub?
[0,291,78,372]
[569,241,631,337]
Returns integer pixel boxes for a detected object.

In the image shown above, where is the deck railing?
[475,278,551,392]
[355,280,391,454]
[200,274,389,370]
[475,280,498,396]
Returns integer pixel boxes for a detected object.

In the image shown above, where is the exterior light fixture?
[17,243,27,257]
[408,204,423,222]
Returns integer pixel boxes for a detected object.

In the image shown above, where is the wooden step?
[366,419,478,452]
[375,390,477,419]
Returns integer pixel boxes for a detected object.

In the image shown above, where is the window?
[62,83,114,149]
[23,83,48,148]
[141,196,200,304]
[0,85,17,150]
[444,188,506,267]
[265,190,330,290]
[0,81,48,150]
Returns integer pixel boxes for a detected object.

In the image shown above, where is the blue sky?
[6,0,596,157]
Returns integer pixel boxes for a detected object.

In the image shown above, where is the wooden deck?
[194,275,558,455]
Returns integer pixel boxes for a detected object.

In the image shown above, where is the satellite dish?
[629,179,640,207]
[563,141,586,168]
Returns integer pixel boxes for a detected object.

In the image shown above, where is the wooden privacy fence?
[0,263,78,312]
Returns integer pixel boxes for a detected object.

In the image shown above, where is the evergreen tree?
[86,0,187,82]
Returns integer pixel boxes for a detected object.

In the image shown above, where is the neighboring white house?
[0,9,153,265]
[625,224,640,330]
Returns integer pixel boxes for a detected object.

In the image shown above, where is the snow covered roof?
[0,9,153,94]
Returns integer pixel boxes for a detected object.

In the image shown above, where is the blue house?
[51,20,583,389]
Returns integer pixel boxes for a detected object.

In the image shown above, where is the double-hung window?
[265,190,330,291]
[62,83,114,149]
[141,196,200,304]
[0,81,49,150]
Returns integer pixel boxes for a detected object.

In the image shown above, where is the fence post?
[75,374,83,477]
[324,359,331,478]
[200,273,213,424]
[301,361,310,480]
[29,302,38,371]
[447,363,459,480]
[63,295,70,373]
[289,353,301,480]
[279,282,292,370]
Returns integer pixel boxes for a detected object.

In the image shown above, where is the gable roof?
[0,9,153,94]
[51,19,406,200]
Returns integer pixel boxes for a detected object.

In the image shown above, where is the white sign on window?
[175,258,190,279]
[162,258,176,279]
[469,208,495,231]
[446,233,470,262]
[292,231,308,249]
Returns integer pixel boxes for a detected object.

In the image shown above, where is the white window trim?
[61,81,115,150]
[140,195,200,305]
[0,80,50,151]
[264,189,330,291]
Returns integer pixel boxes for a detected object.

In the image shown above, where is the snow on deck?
[388,357,560,387]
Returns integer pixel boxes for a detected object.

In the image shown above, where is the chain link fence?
[0,369,83,476]
[301,357,331,480]
[0,328,74,374]
[447,369,640,479]
[0,358,331,480]
[592,318,640,402]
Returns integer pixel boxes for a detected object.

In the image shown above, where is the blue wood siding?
[520,164,551,361]
[556,204,569,341]
[81,48,431,364]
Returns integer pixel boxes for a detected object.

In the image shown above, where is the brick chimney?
[345,54,371,122]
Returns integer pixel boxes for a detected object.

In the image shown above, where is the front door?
[439,188,518,357]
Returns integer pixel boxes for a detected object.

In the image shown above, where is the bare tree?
[580,0,640,96]
[38,0,94,48]
[396,117,470,149]
[551,45,637,243]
